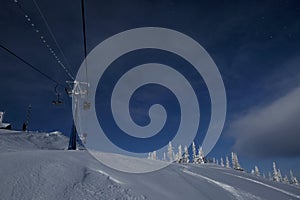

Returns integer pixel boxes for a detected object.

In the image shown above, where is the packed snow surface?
[0,130,299,200]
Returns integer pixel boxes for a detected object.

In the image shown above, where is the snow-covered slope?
[0,130,299,200]
[0,130,68,152]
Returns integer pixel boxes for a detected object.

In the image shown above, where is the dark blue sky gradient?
[0,0,300,176]
[96,48,210,152]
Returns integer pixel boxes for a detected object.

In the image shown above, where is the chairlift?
[66,81,91,110]
[52,84,63,105]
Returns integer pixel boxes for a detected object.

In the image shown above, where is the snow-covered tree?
[290,170,299,186]
[148,151,157,160]
[278,169,282,182]
[216,159,219,165]
[231,152,235,166]
[254,165,260,176]
[192,141,198,163]
[251,169,255,175]
[163,152,166,161]
[212,157,216,164]
[262,173,266,179]
[151,151,157,160]
[174,153,179,162]
[177,145,183,163]
[198,146,205,164]
[226,156,230,168]
[231,152,242,170]
[273,162,280,182]
[173,152,176,162]
[220,157,224,167]
[268,171,272,181]
[183,145,190,163]
[283,175,289,184]
[167,141,174,162]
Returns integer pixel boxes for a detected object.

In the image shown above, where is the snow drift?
[0,130,299,200]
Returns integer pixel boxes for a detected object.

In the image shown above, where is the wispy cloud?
[227,84,300,158]
[226,56,300,158]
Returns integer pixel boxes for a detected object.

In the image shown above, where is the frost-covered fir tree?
[216,159,219,165]
[198,146,205,164]
[254,165,260,176]
[212,157,216,164]
[235,153,242,170]
[151,151,157,160]
[163,152,166,161]
[283,175,289,184]
[251,169,255,175]
[231,152,242,170]
[220,157,224,167]
[273,162,280,182]
[290,170,299,186]
[167,141,174,162]
[148,151,156,160]
[183,145,190,163]
[278,169,282,182]
[173,152,176,162]
[174,153,179,162]
[192,141,198,163]
[268,172,272,181]
[231,152,235,167]
[177,145,183,163]
[226,156,230,168]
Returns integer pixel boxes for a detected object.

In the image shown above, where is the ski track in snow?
[183,169,263,200]
[223,172,300,199]
[2,130,300,200]
[0,131,145,200]
[96,169,123,185]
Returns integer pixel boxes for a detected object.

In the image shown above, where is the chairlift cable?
[0,43,64,87]
[32,0,75,80]
[12,0,75,80]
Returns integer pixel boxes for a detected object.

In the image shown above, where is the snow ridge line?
[223,172,300,199]
[182,169,262,200]
[96,169,123,185]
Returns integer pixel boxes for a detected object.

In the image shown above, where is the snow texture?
[0,129,299,200]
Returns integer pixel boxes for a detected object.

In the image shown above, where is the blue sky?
[0,0,300,177]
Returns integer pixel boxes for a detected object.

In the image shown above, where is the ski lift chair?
[52,85,63,105]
